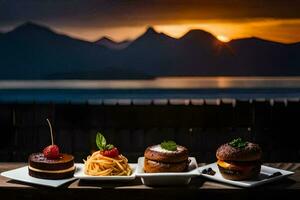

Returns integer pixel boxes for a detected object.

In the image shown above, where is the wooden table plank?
[0,163,299,199]
[0,162,299,189]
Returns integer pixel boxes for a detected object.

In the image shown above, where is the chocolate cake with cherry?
[28,119,75,179]
[28,153,75,179]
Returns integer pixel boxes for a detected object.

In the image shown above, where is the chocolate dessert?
[144,141,189,173]
[28,153,75,179]
[28,119,75,179]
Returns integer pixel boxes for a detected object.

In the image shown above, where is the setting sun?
[216,35,230,42]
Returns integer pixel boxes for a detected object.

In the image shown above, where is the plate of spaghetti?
[74,133,136,180]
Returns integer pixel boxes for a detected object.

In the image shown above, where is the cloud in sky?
[1,0,300,43]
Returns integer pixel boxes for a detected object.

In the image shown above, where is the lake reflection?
[1,77,300,89]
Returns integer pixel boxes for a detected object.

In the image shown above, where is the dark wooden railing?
[0,98,300,162]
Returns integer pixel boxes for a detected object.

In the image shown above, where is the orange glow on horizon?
[49,18,300,44]
[154,19,300,43]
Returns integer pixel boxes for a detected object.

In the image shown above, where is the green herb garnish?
[229,138,247,148]
[96,132,114,150]
[161,140,177,151]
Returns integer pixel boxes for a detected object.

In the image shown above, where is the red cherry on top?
[43,145,60,159]
[100,147,119,158]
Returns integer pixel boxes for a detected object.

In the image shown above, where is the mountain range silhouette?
[0,22,299,79]
[94,37,131,50]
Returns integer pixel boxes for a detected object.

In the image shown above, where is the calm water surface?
[0,77,300,89]
[1,77,300,102]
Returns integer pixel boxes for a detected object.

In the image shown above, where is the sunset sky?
[0,0,300,43]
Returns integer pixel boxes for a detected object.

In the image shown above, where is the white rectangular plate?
[74,163,137,181]
[136,157,200,186]
[0,165,77,187]
[198,162,295,188]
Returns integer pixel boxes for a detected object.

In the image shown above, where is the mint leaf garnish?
[96,132,106,150]
[96,132,115,151]
[161,140,177,151]
[106,144,114,150]
[229,138,247,148]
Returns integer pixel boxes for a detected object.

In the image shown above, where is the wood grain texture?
[0,163,299,197]
[0,163,300,191]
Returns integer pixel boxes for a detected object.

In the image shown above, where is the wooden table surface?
[0,163,299,200]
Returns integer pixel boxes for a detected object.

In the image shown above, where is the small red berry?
[100,147,119,158]
[43,145,60,159]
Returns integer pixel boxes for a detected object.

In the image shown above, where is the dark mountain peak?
[4,21,102,47]
[11,22,54,34]
[128,26,175,49]
[181,29,217,41]
[229,36,283,46]
[144,26,157,35]
[95,36,117,45]
[231,36,265,42]
[96,36,113,43]
[137,26,165,39]
[142,26,174,39]
[19,21,41,28]
[96,36,131,44]
[135,26,173,41]
[95,36,131,50]
[248,36,263,41]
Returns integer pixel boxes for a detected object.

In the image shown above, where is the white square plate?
[198,162,295,188]
[136,157,200,186]
[74,163,137,181]
[0,165,77,187]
